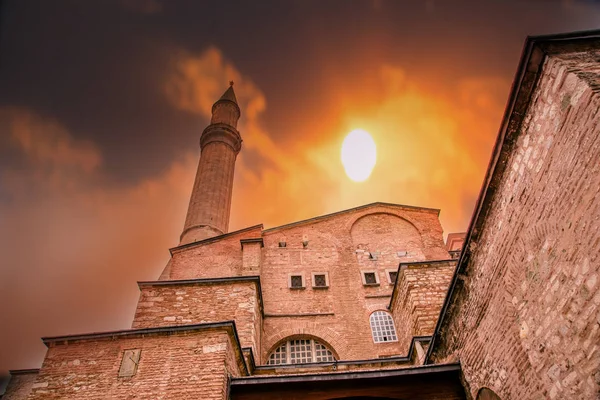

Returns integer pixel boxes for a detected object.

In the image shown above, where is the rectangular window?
[361,271,380,286]
[312,272,329,288]
[386,269,398,285]
[289,274,305,289]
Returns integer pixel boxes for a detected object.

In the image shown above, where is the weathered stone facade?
[428,33,600,399]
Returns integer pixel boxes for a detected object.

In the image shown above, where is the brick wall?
[161,225,262,280]
[431,55,600,399]
[132,280,261,355]
[390,261,456,354]
[28,329,241,400]
[259,204,451,363]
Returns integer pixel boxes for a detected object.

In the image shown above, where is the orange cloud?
[162,48,507,236]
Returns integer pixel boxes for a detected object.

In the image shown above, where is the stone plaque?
[118,349,141,377]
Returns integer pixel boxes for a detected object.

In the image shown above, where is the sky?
[1,0,600,379]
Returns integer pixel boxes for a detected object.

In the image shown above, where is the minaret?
[179,82,242,245]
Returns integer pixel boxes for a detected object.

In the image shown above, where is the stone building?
[3,30,600,399]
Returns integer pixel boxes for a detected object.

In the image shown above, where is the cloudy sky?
[1,0,600,376]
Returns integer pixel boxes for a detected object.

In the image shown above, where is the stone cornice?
[200,123,242,153]
[240,238,264,248]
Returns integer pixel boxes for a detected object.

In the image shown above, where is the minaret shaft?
[179,85,242,245]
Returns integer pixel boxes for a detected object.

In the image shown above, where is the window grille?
[370,311,398,343]
[364,272,377,285]
[313,274,327,287]
[267,339,335,365]
[290,275,304,288]
[289,339,312,364]
[314,341,335,362]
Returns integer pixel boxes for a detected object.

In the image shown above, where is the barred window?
[370,311,398,343]
[365,273,377,284]
[289,274,304,289]
[312,272,329,288]
[362,271,379,285]
[266,338,335,365]
[314,274,327,287]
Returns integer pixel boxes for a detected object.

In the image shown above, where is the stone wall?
[28,329,242,400]
[2,370,38,400]
[390,261,456,354]
[132,280,261,355]
[431,54,600,399]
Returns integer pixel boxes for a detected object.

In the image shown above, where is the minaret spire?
[179,83,242,245]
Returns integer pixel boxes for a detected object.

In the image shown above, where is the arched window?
[266,338,336,365]
[370,311,398,343]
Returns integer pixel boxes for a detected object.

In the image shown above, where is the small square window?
[289,274,305,289]
[386,269,398,285]
[364,272,377,284]
[312,272,329,288]
[361,271,380,286]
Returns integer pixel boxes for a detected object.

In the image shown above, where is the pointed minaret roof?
[212,81,240,118]
[218,81,238,104]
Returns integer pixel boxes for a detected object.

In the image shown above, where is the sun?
[341,129,377,182]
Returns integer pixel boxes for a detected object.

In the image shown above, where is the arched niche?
[350,213,424,258]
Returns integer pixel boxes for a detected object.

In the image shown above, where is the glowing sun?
[341,129,377,182]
